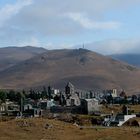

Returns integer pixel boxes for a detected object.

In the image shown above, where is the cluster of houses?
[0,82,100,117]
[0,82,140,126]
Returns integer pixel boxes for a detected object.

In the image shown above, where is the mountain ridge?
[0,48,140,94]
[110,54,140,67]
[0,46,47,71]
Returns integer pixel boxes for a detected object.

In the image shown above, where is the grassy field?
[0,118,140,140]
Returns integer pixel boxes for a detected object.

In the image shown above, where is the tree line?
[0,86,53,104]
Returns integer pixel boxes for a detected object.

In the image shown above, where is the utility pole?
[83,43,85,49]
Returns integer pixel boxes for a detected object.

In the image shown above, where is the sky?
[0,0,140,54]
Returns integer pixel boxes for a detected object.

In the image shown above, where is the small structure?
[0,101,20,116]
[38,99,56,110]
[38,99,48,110]
[104,89,118,98]
[0,103,6,113]
[103,105,136,127]
[23,104,33,111]
[23,103,41,117]
[52,89,60,95]
[116,114,136,126]
[81,98,99,114]
[47,100,56,109]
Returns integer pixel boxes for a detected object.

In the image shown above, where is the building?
[66,94,81,107]
[81,98,99,114]
[112,89,118,98]
[52,89,60,95]
[38,99,56,109]
[65,82,75,97]
[38,99,48,110]
[104,89,118,98]
[23,103,42,117]
[0,101,20,116]
[23,104,33,111]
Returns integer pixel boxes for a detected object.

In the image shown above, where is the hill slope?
[0,46,46,71]
[110,54,140,67]
[0,49,140,94]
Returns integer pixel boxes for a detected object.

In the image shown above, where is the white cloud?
[0,0,140,50]
[0,0,139,34]
[84,39,140,54]
[0,0,33,27]
[7,0,129,37]
[18,37,40,47]
[45,42,74,50]
[66,12,121,30]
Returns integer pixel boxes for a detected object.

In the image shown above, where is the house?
[23,104,33,111]
[47,100,56,108]
[23,103,42,117]
[0,101,20,116]
[38,99,48,110]
[38,99,56,110]
[52,89,60,95]
[104,89,118,98]
[81,98,99,114]
[0,103,6,113]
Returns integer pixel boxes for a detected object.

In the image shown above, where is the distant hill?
[0,48,140,94]
[110,54,140,67]
[0,46,47,71]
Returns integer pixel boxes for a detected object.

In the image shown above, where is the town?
[0,82,140,127]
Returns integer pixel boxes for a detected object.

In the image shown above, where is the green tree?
[0,90,7,102]
[41,86,48,99]
[7,90,16,101]
[15,92,25,105]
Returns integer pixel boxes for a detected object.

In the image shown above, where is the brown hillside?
[0,46,46,71]
[0,48,140,94]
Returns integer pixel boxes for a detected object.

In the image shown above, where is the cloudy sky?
[0,0,140,54]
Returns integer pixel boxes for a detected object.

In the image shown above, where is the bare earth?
[0,118,140,140]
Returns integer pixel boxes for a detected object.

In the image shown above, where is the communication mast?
[83,43,85,49]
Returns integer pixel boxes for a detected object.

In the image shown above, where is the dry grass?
[0,118,140,140]
[130,105,140,113]
[101,104,140,114]
[101,105,122,114]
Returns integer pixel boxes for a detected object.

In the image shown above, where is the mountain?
[0,46,47,71]
[0,48,140,94]
[110,54,140,67]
